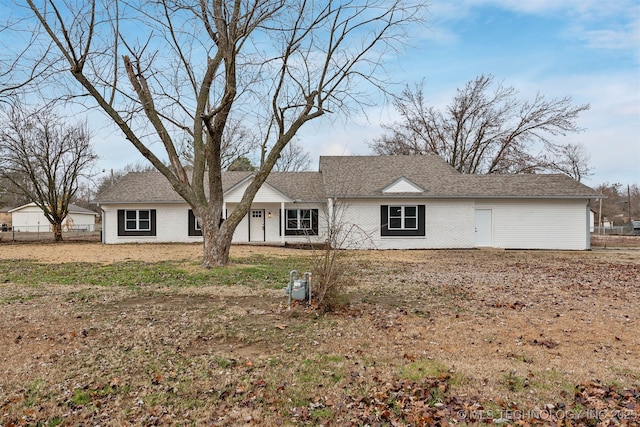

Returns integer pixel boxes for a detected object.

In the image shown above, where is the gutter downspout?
[96,203,106,244]
[280,201,285,245]
[586,201,591,250]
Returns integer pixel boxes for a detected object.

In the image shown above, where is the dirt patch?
[0,243,638,425]
[2,235,636,263]
[591,234,640,248]
[0,242,309,264]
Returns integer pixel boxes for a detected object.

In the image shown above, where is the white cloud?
[446,0,636,17]
[576,20,640,51]
[536,72,640,185]
[320,143,355,157]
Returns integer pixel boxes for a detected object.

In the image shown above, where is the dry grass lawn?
[0,239,638,426]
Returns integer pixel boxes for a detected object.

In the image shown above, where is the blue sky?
[291,0,640,186]
[91,0,639,186]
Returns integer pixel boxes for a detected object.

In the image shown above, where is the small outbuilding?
[9,203,98,232]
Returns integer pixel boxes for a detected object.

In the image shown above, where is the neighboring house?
[9,203,98,232]
[94,155,602,250]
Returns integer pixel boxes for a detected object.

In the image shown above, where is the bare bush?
[311,198,374,312]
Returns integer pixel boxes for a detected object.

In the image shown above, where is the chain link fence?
[593,224,639,236]
[0,224,101,243]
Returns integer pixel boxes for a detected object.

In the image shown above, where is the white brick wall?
[335,199,476,250]
[101,203,197,244]
[100,198,590,250]
[332,198,588,250]
[425,202,475,248]
[101,202,326,245]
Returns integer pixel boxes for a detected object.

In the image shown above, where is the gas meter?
[284,270,312,308]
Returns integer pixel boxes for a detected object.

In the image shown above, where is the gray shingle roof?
[261,172,326,201]
[95,171,185,203]
[94,155,601,204]
[68,204,99,215]
[94,170,325,203]
[319,155,601,199]
[453,174,601,198]
[319,155,458,197]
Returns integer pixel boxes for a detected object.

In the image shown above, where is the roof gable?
[9,202,97,215]
[224,174,292,203]
[319,155,459,197]
[382,176,424,194]
[7,202,98,216]
[8,202,40,213]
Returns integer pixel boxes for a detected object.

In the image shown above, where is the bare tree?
[14,0,424,266]
[274,139,311,172]
[0,2,62,105]
[0,105,97,240]
[179,119,259,170]
[590,182,640,226]
[549,143,593,182]
[370,75,591,175]
[0,172,32,208]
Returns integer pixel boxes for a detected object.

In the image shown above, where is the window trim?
[125,209,151,231]
[380,205,425,236]
[283,208,318,236]
[388,205,418,230]
[117,209,156,236]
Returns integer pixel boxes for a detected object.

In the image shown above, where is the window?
[188,210,202,236]
[381,205,425,236]
[388,206,417,230]
[125,210,151,231]
[117,209,156,236]
[284,209,318,236]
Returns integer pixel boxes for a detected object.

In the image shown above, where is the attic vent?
[382,177,424,193]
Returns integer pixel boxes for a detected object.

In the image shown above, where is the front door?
[249,209,265,242]
[475,209,493,247]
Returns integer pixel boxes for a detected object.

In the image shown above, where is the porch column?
[280,202,286,244]
[222,202,227,218]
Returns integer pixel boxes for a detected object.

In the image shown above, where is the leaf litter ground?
[0,239,638,426]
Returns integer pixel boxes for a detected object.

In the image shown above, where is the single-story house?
[94,155,603,250]
[9,202,98,232]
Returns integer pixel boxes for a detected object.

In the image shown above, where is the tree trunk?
[201,219,233,268]
[51,222,63,241]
